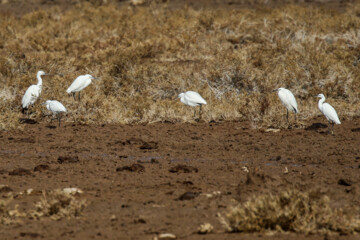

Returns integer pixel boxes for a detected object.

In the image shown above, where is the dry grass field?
[1,1,360,239]
[0,0,360,129]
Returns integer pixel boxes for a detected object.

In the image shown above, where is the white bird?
[178,91,207,119]
[273,88,299,122]
[66,74,96,101]
[43,100,67,127]
[316,94,340,135]
[22,70,47,118]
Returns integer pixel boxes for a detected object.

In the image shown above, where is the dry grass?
[1,1,360,129]
[30,189,87,220]
[0,198,24,225]
[221,189,360,234]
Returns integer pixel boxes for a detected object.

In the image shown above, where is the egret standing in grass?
[316,94,340,135]
[273,88,298,123]
[43,100,67,127]
[22,70,47,118]
[178,91,207,119]
[66,74,96,101]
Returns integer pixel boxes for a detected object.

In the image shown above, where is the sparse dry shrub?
[31,190,87,220]
[0,198,24,225]
[1,2,360,129]
[222,190,360,234]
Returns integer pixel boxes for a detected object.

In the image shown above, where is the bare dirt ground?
[0,118,359,239]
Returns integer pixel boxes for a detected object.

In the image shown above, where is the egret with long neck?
[22,70,47,118]
[316,93,341,135]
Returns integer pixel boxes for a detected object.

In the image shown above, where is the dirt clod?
[57,156,80,164]
[116,164,145,172]
[338,179,352,186]
[9,168,31,176]
[139,142,158,150]
[34,164,50,172]
[169,165,198,173]
[177,192,201,200]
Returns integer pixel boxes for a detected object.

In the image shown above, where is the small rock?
[338,179,352,186]
[110,215,117,222]
[265,128,280,133]
[177,192,200,201]
[158,233,176,239]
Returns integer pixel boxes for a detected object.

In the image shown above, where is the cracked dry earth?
[0,118,359,239]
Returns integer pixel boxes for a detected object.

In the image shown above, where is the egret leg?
[58,113,61,127]
[193,108,196,118]
[199,105,202,119]
[294,113,296,122]
[78,92,81,101]
[72,92,76,101]
[331,122,334,135]
[286,109,289,123]
[27,108,29,119]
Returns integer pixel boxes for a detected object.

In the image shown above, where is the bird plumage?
[276,88,298,113]
[21,71,46,117]
[178,91,207,107]
[66,74,94,94]
[45,100,67,114]
[317,94,340,124]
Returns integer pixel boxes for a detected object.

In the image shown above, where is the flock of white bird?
[21,71,341,134]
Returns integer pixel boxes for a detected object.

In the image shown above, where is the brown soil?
[0,118,359,239]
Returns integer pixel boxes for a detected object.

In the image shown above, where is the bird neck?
[37,73,43,86]
[318,97,325,108]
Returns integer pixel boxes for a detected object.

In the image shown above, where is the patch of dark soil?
[305,123,328,130]
[351,128,360,132]
[19,118,37,124]
[338,179,352,186]
[57,156,80,164]
[116,163,145,172]
[177,192,201,201]
[34,164,50,172]
[139,141,158,150]
[9,168,32,176]
[0,185,13,193]
[169,164,198,173]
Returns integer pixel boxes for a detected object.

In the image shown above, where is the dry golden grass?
[30,189,87,220]
[1,1,360,129]
[221,189,360,234]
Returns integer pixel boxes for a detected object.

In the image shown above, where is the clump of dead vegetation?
[0,188,86,223]
[30,189,87,220]
[0,1,360,129]
[221,189,360,234]
[0,198,24,225]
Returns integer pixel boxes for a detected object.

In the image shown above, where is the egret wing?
[66,75,91,93]
[322,103,340,124]
[22,85,40,108]
[49,100,67,113]
[184,91,207,105]
[278,89,298,113]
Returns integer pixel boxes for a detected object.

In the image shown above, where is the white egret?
[316,94,340,135]
[273,88,298,122]
[66,74,96,101]
[43,100,67,127]
[21,70,47,118]
[178,91,207,119]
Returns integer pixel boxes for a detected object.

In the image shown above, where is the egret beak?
[272,89,278,92]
